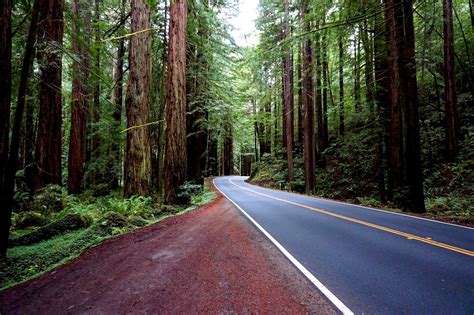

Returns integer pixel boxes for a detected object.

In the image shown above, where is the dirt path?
[0,186,335,314]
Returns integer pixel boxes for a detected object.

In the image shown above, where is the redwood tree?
[124,0,152,198]
[385,0,425,212]
[33,0,65,191]
[302,0,315,194]
[443,0,459,161]
[68,0,91,194]
[164,0,188,204]
[282,0,294,188]
[0,0,12,258]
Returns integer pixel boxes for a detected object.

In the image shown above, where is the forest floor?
[0,182,335,314]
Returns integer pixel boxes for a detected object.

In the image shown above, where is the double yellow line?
[229,179,474,257]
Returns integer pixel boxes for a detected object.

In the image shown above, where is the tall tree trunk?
[354,30,361,112]
[252,98,259,161]
[314,21,323,157]
[186,3,209,185]
[338,28,345,137]
[282,0,294,188]
[0,0,12,192]
[321,28,329,151]
[87,0,101,185]
[68,0,91,194]
[156,0,168,194]
[124,0,152,198]
[0,0,12,258]
[164,0,188,204]
[302,1,315,194]
[111,0,126,190]
[33,0,65,191]
[297,44,304,147]
[385,0,425,212]
[443,0,459,161]
[374,1,388,203]
[362,19,375,112]
[223,118,233,175]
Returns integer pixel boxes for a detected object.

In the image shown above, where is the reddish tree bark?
[124,0,152,198]
[0,0,12,258]
[0,0,12,190]
[297,45,304,147]
[223,119,233,176]
[321,28,329,151]
[385,0,425,212]
[110,0,126,190]
[68,0,91,194]
[33,0,65,191]
[338,28,345,137]
[186,4,209,185]
[164,0,188,204]
[443,0,459,161]
[302,1,315,194]
[282,0,294,188]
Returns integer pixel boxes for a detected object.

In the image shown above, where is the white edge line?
[213,178,354,315]
[237,176,474,231]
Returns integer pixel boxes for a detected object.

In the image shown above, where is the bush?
[10,213,92,247]
[27,184,64,215]
[14,212,48,229]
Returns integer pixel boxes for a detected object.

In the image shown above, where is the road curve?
[213,176,474,314]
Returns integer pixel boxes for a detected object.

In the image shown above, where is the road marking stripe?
[229,179,474,257]
[238,176,474,230]
[212,178,354,315]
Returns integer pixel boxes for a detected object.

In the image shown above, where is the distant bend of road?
[213,176,474,314]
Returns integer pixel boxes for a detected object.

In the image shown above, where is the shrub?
[15,212,48,229]
[27,184,64,215]
[10,213,92,247]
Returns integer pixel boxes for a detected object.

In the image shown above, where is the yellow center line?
[229,179,474,257]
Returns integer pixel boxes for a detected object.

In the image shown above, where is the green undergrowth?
[249,132,473,226]
[0,183,216,291]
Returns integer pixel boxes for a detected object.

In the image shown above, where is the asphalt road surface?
[213,176,474,314]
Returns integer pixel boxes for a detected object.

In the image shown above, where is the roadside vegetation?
[0,183,215,290]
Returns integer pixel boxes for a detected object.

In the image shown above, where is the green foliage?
[10,213,92,247]
[2,184,217,290]
[178,181,203,200]
[26,185,64,215]
[14,212,49,230]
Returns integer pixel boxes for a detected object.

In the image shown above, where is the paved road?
[214,176,474,314]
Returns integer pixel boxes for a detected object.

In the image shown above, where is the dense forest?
[0,0,472,269]
[247,0,473,222]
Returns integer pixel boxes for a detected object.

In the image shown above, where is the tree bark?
[282,0,294,188]
[68,0,91,194]
[297,44,304,147]
[0,0,12,192]
[124,0,152,198]
[314,21,323,157]
[164,0,188,204]
[0,0,12,258]
[321,28,329,151]
[354,29,361,112]
[338,28,345,137]
[33,0,64,191]
[374,1,388,203]
[223,118,233,176]
[186,2,209,185]
[302,1,315,194]
[443,0,459,161]
[110,0,126,190]
[385,0,425,212]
